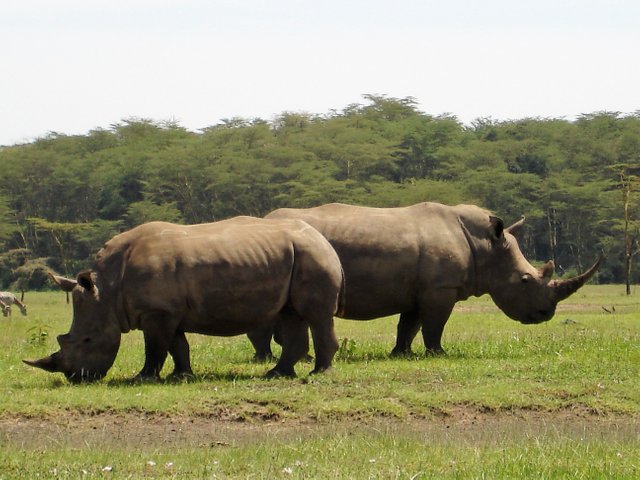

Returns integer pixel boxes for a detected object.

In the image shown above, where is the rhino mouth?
[65,369,107,384]
[520,308,555,324]
[24,351,108,383]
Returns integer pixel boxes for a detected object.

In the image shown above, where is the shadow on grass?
[102,370,265,387]
[18,350,464,389]
[14,369,294,389]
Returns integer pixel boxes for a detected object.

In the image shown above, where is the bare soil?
[2,408,638,450]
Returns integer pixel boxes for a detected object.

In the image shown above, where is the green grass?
[1,433,638,478]
[1,285,639,478]
[4,286,638,417]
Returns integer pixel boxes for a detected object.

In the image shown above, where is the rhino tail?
[336,266,347,318]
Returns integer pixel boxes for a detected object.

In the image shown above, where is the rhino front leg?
[136,313,181,380]
[419,290,456,355]
[137,328,169,380]
[391,311,421,357]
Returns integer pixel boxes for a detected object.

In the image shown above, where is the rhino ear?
[77,271,95,293]
[48,273,77,292]
[489,216,504,242]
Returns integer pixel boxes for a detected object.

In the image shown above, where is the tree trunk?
[620,169,638,296]
[547,207,558,273]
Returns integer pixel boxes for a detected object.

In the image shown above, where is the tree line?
[0,95,638,291]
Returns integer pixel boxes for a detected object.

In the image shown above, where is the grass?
[4,286,638,416]
[1,434,638,478]
[0,285,639,478]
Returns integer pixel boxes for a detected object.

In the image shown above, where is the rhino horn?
[23,352,60,372]
[48,272,77,292]
[540,260,555,280]
[551,256,602,301]
[505,215,526,238]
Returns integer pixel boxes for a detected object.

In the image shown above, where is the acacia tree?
[27,218,120,276]
[3,108,640,285]
[618,166,640,294]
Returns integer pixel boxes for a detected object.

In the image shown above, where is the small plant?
[27,324,51,346]
[337,337,357,360]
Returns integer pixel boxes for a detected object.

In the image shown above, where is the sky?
[1,0,639,146]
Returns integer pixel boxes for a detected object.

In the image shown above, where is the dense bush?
[0,96,638,287]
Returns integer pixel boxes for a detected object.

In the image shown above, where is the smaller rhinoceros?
[24,217,343,382]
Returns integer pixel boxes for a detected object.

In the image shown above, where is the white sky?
[1,0,639,146]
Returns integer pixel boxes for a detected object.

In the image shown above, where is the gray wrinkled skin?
[25,217,342,382]
[248,202,598,359]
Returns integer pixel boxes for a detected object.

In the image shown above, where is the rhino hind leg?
[391,311,421,357]
[247,326,276,362]
[167,330,194,379]
[272,322,313,361]
[248,322,315,363]
[308,316,338,374]
[421,314,449,355]
[265,311,309,378]
[419,290,456,355]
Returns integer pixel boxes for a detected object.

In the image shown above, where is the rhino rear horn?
[23,353,60,373]
[541,260,555,280]
[505,216,526,238]
[552,256,601,301]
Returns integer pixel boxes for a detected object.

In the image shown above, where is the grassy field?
[0,285,638,478]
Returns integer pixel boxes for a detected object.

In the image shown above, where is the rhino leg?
[266,311,309,378]
[136,313,182,380]
[247,326,275,362]
[274,322,315,362]
[391,311,421,357]
[303,308,338,374]
[168,330,193,378]
[419,290,456,355]
[137,328,169,380]
[309,321,338,374]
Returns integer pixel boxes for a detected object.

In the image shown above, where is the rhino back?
[267,203,476,318]
[96,219,312,336]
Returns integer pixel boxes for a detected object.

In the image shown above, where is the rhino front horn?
[23,353,60,372]
[552,256,602,301]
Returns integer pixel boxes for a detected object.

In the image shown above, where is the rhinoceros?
[247,202,599,359]
[24,217,343,382]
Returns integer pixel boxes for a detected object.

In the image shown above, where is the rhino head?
[24,272,121,383]
[480,216,600,324]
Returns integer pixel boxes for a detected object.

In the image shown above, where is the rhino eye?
[82,337,92,344]
[521,274,532,284]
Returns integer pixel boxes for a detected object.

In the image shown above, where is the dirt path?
[2,408,638,450]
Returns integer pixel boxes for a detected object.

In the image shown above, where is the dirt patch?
[2,408,637,450]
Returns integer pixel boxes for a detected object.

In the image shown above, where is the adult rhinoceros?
[248,202,599,359]
[25,217,343,382]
